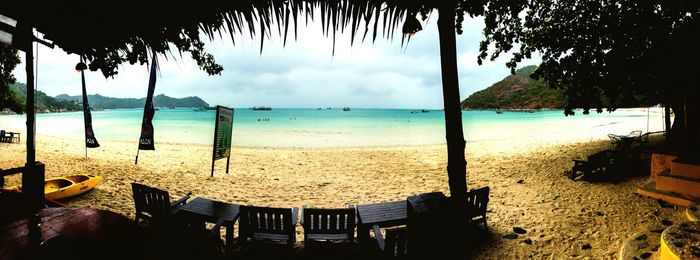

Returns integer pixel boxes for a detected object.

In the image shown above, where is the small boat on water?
[496,110,503,114]
[343,107,351,111]
[252,106,272,111]
[8,174,103,200]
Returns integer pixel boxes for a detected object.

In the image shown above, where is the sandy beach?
[0,125,684,258]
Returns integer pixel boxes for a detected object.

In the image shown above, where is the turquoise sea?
[0,108,665,147]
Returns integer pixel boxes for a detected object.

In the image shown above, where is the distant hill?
[461,65,565,110]
[55,94,209,109]
[9,83,82,113]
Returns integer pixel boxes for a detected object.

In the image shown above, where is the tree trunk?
[668,89,700,155]
[437,3,468,203]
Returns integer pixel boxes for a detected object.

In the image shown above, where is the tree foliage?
[478,0,700,115]
[9,83,81,113]
[462,65,566,110]
[0,44,23,113]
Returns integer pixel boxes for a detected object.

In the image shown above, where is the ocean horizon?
[0,107,666,148]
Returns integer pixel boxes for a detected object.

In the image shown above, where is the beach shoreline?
[0,131,684,258]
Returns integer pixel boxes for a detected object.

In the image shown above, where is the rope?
[646,107,650,133]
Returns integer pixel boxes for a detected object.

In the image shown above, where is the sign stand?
[211,105,234,177]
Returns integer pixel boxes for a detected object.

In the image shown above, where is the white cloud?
[12,14,540,109]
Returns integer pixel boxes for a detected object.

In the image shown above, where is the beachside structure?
[0,0,480,257]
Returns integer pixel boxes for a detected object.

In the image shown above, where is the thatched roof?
[0,0,474,78]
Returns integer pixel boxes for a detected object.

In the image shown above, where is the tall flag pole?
[80,56,100,158]
[135,55,158,165]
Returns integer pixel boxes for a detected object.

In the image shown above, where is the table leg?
[358,224,370,249]
[225,223,234,253]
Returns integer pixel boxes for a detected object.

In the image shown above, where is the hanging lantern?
[402,15,422,36]
[75,61,87,71]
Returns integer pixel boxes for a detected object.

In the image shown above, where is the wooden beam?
[437,2,467,203]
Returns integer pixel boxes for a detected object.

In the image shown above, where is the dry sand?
[0,134,686,259]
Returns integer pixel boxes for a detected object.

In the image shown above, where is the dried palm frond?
[0,0,480,77]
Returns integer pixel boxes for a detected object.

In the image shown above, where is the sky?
[12,14,540,109]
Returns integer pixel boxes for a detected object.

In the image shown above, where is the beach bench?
[465,186,490,228]
[373,225,409,258]
[301,205,356,243]
[131,182,192,226]
[569,149,617,180]
[238,205,298,246]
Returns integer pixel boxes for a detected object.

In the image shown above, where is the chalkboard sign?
[211,105,234,176]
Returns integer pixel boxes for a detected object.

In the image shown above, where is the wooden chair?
[0,130,9,143]
[301,205,356,243]
[373,225,408,258]
[570,150,617,180]
[131,182,192,226]
[628,130,642,138]
[238,205,299,246]
[465,186,490,229]
[607,134,622,150]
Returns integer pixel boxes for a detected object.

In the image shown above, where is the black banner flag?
[80,57,99,148]
[138,56,157,151]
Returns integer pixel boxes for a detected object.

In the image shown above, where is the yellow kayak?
[8,174,103,200]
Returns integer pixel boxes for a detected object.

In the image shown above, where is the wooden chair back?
[374,225,408,258]
[238,205,298,245]
[131,183,172,224]
[628,130,642,137]
[302,206,356,242]
[465,186,490,228]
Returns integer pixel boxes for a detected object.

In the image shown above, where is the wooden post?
[22,33,44,250]
[665,105,671,150]
[211,107,221,177]
[23,34,44,210]
[25,32,36,174]
[437,2,468,203]
[226,155,230,174]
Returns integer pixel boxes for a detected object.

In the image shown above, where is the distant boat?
[252,106,272,111]
[343,107,351,111]
[317,108,322,110]
[421,109,429,113]
[496,110,503,114]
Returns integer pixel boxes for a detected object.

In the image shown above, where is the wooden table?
[0,207,146,260]
[356,200,407,248]
[176,197,240,250]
